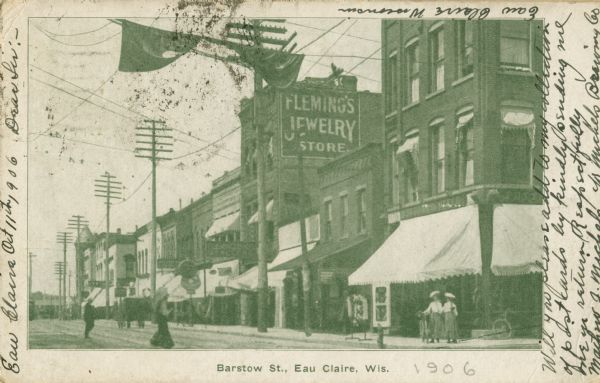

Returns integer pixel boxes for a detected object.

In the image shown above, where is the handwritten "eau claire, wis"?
[536,9,600,377]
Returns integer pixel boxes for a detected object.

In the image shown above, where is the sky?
[27,17,381,295]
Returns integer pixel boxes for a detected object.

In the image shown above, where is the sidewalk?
[170,322,540,349]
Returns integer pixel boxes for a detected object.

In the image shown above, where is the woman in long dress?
[423,291,444,343]
[443,293,459,343]
[150,287,174,349]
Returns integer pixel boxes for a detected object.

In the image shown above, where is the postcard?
[1,0,599,382]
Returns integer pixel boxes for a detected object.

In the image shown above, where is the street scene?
[28,17,544,350]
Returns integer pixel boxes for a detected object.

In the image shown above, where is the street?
[29,319,539,350]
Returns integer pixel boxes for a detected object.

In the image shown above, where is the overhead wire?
[33,23,121,47]
[40,21,113,37]
[285,20,380,43]
[296,19,346,52]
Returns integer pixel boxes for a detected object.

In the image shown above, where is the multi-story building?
[238,74,383,262]
[350,20,543,337]
[205,167,241,243]
[191,192,212,262]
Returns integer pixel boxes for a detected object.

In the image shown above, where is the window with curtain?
[386,51,398,114]
[500,21,530,68]
[340,194,349,237]
[429,27,445,92]
[397,133,420,205]
[357,189,367,233]
[500,106,534,184]
[459,122,475,187]
[406,42,420,104]
[324,200,332,240]
[456,21,474,77]
[431,124,446,193]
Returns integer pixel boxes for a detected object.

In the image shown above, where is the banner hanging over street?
[280,88,360,158]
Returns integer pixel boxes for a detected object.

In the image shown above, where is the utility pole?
[226,18,293,333]
[94,172,122,311]
[67,215,89,306]
[135,120,173,297]
[297,153,311,336]
[54,261,64,319]
[56,232,72,320]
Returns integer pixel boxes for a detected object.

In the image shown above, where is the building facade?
[349,20,543,337]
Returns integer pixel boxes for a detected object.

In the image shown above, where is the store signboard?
[280,88,360,158]
[372,282,391,328]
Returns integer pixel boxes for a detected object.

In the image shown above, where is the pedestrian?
[423,291,443,343]
[150,287,174,349]
[443,292,459,343]
[83,298,95,339]
[417,311,429,342]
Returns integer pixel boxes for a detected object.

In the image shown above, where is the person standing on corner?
[83,298,95,339]
[423,291,443,343]
[150,287,174,349]
[443,292,459,343]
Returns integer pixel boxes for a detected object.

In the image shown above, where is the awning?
[92,287,113,308]
[270,236,371,272]
[501,107,535,145]
[205,211,240,238]
[492,204,543,276]
[457,110,474,130]
[229,242,316,290]
[396,136,419,155]
[248,199,274,224]
[349,205,481,285]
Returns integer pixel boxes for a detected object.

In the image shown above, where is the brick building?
[349,20,543,338]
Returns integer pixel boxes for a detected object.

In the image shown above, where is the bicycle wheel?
[492,318,512,338]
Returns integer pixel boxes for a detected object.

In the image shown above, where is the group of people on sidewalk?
[81,287,175,349]
[419,291,459,343]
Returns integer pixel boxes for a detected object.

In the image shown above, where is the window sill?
[425,88,445,101]
[401,102,420,112]
[499,67,534,76]
[452,73,474,87]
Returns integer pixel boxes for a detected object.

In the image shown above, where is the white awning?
[349,205,481,285]
[248,199,274,224]
[205,211,240,238]
[457,110,474,129]
[92,287,114,308]
[396,136,419,155]
[492,204,543,276]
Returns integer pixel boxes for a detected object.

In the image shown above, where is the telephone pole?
[225,19,297,333]
[67,215,89,305]
[135,120,173,297]
[297,153,312,336]
[56,232,72,320]
[94,172,122,311]
[53,261,64,319]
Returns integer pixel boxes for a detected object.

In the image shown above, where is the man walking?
[83,298,95,338]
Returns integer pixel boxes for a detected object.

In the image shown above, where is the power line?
[285,20,380,43]
[297,19,346,52]
[37,132,133,153]
[41,22,113,37]
[116,171,152,205]
[172,127,240,160]
[345,47,382,74]
[33,23,121,47]
[302,57,380,83]
[302,20,358,78]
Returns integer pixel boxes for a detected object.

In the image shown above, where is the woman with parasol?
[150,287,174,349]
[423,291,444,343]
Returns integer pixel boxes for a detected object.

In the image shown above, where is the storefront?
[349,204,542,337]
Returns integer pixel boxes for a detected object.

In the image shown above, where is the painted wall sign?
[280,88,360,158]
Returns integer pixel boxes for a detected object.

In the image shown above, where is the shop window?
[340,194,349,237]
[429,26,445,92]
[357,189,367,234]
[457,111,475,187]
[456,21,474,77]
[500,21,531,69]
[406,41,420,104]
[431,123,446,193]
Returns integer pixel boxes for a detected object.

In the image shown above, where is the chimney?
[179,198,182,210]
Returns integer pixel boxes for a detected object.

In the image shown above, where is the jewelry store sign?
[280,88,360,158]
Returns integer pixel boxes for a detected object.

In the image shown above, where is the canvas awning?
[270,236,370,272]
[456,110,474,130]
[491,204,543,276]
[229,242,317,290]
[349,205,481,285]
[396,136,419,155]
[247,199,274,224]
[205,211,240,238]
[92,287,114,308]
